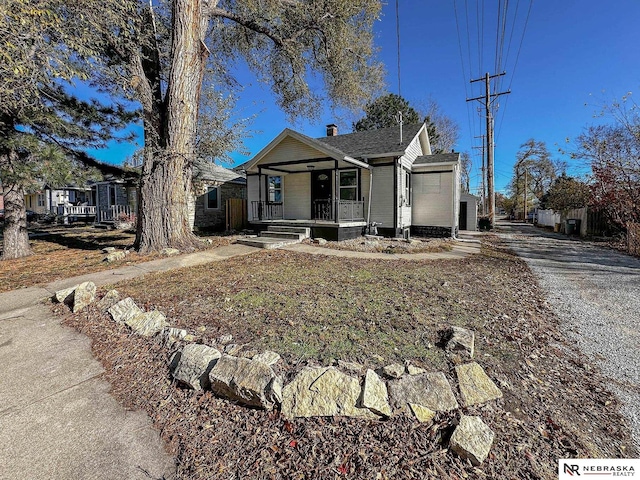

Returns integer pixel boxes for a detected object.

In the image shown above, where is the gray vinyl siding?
[283,172,311,220]
[412,170,455,227]
[369,165,394,227]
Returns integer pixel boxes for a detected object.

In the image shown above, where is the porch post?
[334,160,339,222]
[258,166,262,220]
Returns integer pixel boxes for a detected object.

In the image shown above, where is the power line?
[395,0,401,96]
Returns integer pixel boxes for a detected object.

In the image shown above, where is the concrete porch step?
[266,225,311,237]
[236,236,301,249]
[260,231,306,241]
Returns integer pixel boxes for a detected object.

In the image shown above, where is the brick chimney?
[326,123,338,136]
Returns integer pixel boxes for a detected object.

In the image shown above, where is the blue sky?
[89,0,640,196]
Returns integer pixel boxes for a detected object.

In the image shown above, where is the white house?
[236,123,462,241]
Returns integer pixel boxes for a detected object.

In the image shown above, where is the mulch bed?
[307,236,452,254]
[58,236,638,479]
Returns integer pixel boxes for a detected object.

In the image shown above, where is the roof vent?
[326,124,338,136]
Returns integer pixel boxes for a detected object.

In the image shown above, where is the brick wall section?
[193,181,246,231]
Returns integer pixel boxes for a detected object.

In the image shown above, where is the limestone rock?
[361,369,392,416]
[172,344,221,390]
[108,298,143,325]
[314,238,327,245]
[409,403,436,423]
[208,355,279,409]
[54,285,76,304]
[104,251,126,263]
[407,364,426,375]
[450,415,494,465]
[382,363,405,379]
[96,289,120,312]
[160,247,180,256]
[252,351,281,366]
[446,326,475,358]
[281,367,376,419]
[337,360,364,373]
[388,372,459,415]
[162,327,188,345]
[224,343,243,355]
[102,247,116,253]
[455,362,503,407]
[126,310,168,337]
[72,281,96,313]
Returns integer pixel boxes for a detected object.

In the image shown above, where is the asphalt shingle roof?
[194,162,246,184]
[413,153,459,165]
[316,123,424,158]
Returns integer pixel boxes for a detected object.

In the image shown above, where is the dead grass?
[58,238,638,479]
[0,225,234,293]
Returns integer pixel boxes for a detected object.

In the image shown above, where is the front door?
[311,170,333,220]
[459,201,468,230]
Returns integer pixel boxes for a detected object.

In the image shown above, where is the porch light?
[307,165,315,171]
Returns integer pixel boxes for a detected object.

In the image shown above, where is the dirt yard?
[59,236,637,479]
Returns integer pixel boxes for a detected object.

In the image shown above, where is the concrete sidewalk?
[0,243,259,480]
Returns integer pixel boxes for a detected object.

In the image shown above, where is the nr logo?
[564,463,581,476]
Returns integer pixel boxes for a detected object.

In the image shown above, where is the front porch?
[249,218,367,241]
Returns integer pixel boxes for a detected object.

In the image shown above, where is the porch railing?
[56,205,97,217]
[98,205,135,223]
[314,200,365,222]
[251,201,283,220]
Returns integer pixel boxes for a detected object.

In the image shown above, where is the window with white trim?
[339,170,358,201]
[206,185,220,209]
[403,171,411,205]
[37,194,45,207]
[268,176,282,202]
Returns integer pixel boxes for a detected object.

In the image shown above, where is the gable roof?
[413,153,460,165]
[194,162,246,184]
[316,123,425,158]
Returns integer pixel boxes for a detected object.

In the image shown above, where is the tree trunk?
[136,0,209,253]
[2,182,31,260]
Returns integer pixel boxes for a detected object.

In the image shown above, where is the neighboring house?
[24,185,95,216]
[190,162,247,231]
[236,123,461,240]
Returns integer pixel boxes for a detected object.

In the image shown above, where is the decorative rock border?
[54,284,502,465]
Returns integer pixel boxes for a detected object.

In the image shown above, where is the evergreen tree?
[0,0,134,259]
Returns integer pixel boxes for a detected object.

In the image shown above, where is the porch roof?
[237,129,370,174]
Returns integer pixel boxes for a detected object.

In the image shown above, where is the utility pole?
[473,134,486,215]
[523,168,528,222]
[467,72,510,226]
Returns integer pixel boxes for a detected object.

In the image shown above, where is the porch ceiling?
[252,157,367,175]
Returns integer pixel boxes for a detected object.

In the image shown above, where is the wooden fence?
[226,198,247,231]
[629,222,640,256]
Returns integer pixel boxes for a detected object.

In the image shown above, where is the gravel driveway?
[497,221,640,448]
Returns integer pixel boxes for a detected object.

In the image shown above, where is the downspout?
[366,162,373,233]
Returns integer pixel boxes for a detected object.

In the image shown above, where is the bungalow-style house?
[24,185,94,216]
[236,123,461,241]
[190,162,247,231]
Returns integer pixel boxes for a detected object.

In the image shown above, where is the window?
[37,194,45,207]
[69,190,76,203]
[404,171,411,206]
[109,186,117,206]
[420,173,441,194]
[339,170,358,201]
[206,186,219,209]
[268,176,282,202]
